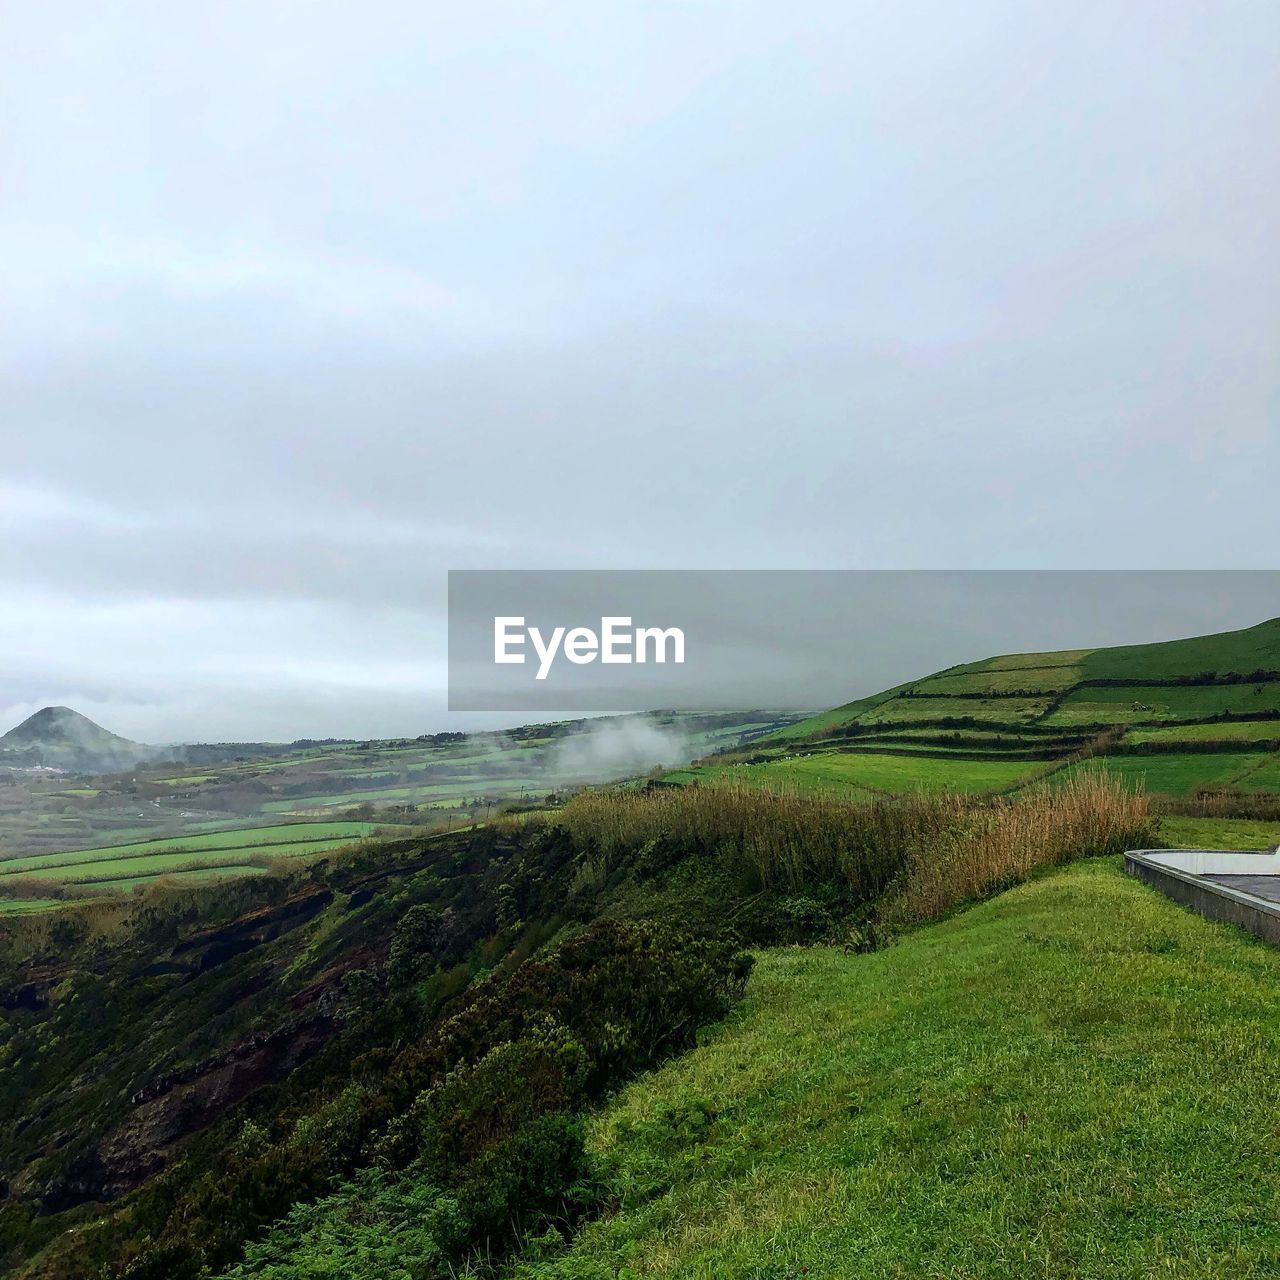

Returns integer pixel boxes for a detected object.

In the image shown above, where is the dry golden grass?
[552,781,967,896]
[552,774,1153,927]
[881,771,1156,926]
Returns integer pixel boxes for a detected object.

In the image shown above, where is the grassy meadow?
[512,859,1280,1280]
[1160,816,1280,850]
[670,751,1054,797]
[672,617,1280,816]
[4,752,1273,1280]
[7,619,1280,1279]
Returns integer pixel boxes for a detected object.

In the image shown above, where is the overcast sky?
[1,2,1276,741]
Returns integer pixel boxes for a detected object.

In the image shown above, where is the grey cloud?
[0,1,1276,738]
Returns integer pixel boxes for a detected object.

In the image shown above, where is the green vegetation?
[676,752,1052,796]
[0,774,1154,1280]
[515,860,1280,1280]
[1053,753,1266,797]
[1045,682,1280,725]
[1078,622,1280,681]
[7,621,1280,1280]
[1241,755,1280,793]
[1127,721,1280,744]
[4,820,404,865]
[0,822,412,896]
[1160,816,1280,850]
[0,713,800,907]
[766,688,907,741]
[859,695,1056,724]
[0,896,67,914]
[917,662,1083,694]
[686,618,1280,809]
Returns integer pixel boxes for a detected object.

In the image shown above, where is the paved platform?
[1205,874,1280,904]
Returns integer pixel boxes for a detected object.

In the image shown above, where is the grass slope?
[518,859,1280,1279]
[1160,816,1280,850]
[1080,618,1280,681]
[1053,753,1267,797]
[711,618,1280,802]
[774,617,1280,743]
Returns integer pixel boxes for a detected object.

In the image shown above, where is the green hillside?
[706,617,1280,801]
[6,622,1280,1280]
[4,748,1275,1279]
[511,859,1280,1280]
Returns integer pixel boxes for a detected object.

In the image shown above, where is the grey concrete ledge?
[1125,848,1280,946]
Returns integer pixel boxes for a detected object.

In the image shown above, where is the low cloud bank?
[548,719,692,785]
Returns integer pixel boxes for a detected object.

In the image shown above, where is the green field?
[1046,682,1280,726]
[1080,624,1280,682]
[0,712,797,874]
[0,821,408,895]
[710,618,1280,804]
[1239,754,1280,793]
[767,618,1280,741]
[856,695,1055,726]
[1055,753,1265,796]
[766,690,908,741]
[260,778,551,812]
[518,859,1280,1279]
[915,664,1083,695]
[678,751,1051,796]
[0,896,69,914]
[1127,721,1280,744]
[75,865,270,891]
[964,646,1097,672]
[1160,816,1280,850]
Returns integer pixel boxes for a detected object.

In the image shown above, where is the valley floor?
[514,859,1280,1279]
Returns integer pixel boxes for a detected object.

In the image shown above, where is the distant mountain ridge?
[0,706,163,774]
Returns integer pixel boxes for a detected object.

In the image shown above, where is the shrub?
[392,1018,590,1173]
[455,1113,592,1250]
[220,1168,465,1280]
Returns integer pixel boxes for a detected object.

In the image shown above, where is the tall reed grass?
[553,782,967,899]
[881,771,1156,926]
[552,772,1154,932]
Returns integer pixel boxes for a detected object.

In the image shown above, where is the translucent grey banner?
[447,570,1280,713]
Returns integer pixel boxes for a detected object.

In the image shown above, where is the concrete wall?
[1134,848,1280,877]
[1125,849,1280,946]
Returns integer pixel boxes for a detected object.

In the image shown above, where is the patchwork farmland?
[0,711,799,909]
[675,617,1280,807]
[0,821,408,897]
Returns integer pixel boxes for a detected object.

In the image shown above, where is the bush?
[390,1018,589,1173]
[220,1168,465,1280]
[455,1113,592,1250]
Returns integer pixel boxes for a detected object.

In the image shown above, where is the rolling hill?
[0,711,801,909]
[678,616,1280,800]
[3,623,1278,1279]
[509,858,1280,1279]
[0,706,161,774]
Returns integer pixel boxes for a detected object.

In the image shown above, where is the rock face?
[0,706,160,774]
